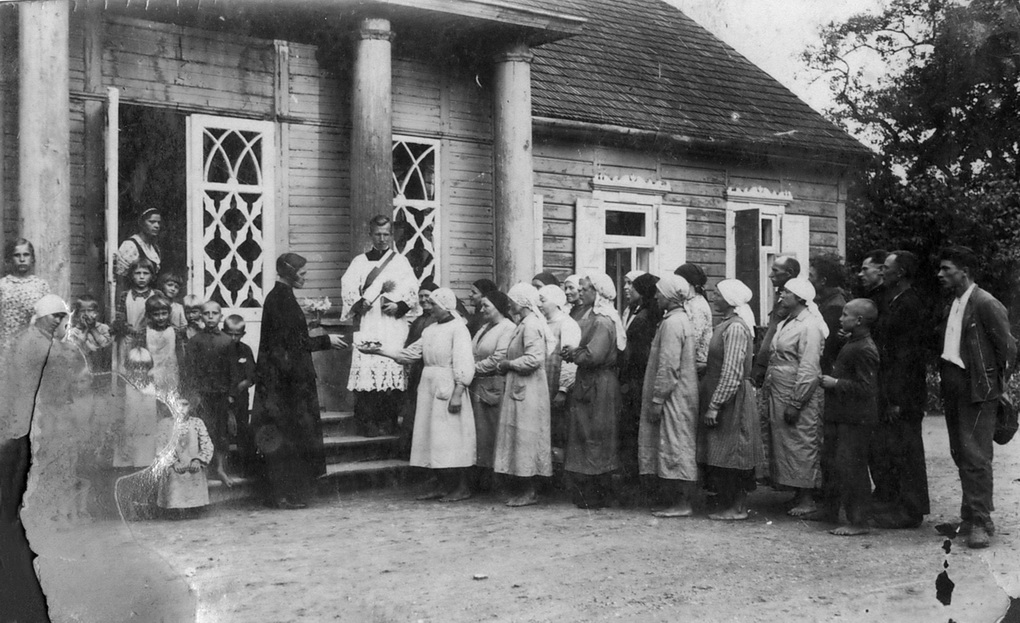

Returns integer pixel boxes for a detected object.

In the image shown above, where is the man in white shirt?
[936,246,1016,549]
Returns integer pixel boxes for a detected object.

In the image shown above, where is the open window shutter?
[574,198,604,276]
[734,209,760,324]
[781,214,811,267]
[656,204,687,275]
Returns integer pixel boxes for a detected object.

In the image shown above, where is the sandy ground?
[28,417,1020,623]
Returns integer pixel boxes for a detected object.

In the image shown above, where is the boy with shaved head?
[183,301,235,486]
[813,298,881,536]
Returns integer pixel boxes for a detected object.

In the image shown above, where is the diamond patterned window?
[392,137,439,284]
[198,127,269,310]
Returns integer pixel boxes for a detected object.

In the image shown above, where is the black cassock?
[251,281,331,502]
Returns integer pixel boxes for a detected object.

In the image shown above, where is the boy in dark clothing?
[815,298,881,536]
[183,301,234,487]
[223,314,257,476]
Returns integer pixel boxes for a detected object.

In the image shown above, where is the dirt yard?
[27,417,1020,623]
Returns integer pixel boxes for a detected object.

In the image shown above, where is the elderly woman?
[0,238,51,352]
[638,274,700,517]
[698,279,762,521]
[470,290,516,481]
[252,253,347,509]
[537,285,581,456]
[563,274,587,322]
[115,207,163,279]
[764,277,827,517]
[562,274,625,509]
[618,272,660,502]
[466,278,498,336]
[493,283,552,507]
[675,263,713,373]
[365,288,477,502]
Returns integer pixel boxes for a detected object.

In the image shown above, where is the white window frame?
[392,134,441,285]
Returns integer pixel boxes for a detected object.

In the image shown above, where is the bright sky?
[666,0,887,116]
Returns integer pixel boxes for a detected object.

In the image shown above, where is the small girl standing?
[157,272,187,330]
[114,347,159,469]
[155,394,214,516]
[68,294,113,373]
[142,294,184,394]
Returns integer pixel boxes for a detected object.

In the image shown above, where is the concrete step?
[321,411,357,437]
[207,460,413,505]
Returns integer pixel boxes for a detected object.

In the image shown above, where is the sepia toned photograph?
[1,0,1018,620]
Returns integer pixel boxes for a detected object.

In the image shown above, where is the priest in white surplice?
[342,215,420,437]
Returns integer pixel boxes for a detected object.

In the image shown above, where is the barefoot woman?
[698,279,763,521]
[764,277,827,517]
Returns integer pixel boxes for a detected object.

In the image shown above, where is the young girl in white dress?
[155,394,214,517]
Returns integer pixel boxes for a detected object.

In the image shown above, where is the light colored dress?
[342,250,419,392]
[115,234,161,277]
[493,313,552,477]
[156,416,214,509]
[0,274,50,351]
[114,380,159,468]
[638,307,700,480]
[405,318,477,468]
[470,318,515,468]
[566,313,621,476]
[146,326,180,394]
[545,311,581,397]
[686,294,713,372]
[697,314,762,471]
[764,308,824,489]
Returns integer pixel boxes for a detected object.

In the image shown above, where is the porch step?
[207,459,413,505]
[321,410,357,437]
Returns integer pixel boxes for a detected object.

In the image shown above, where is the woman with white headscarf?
[563,274,587,322]
[561,274,624,509]
[697,279,762,521]
[764,276,825,517]
[638,274,700,517]
[359,287,476,502]
[538,285,581,457]
[493,283,552,507]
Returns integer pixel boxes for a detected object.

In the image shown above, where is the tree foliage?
[804,0,1020,307]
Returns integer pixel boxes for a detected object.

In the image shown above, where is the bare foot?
[440,488,472,503]
[652,503,693,518]
[216,468,235,488]
[415,489,445,501]
[506,492,538,507]
[830,524,870,536]
[708,508,748,521]
[787,500,819,517]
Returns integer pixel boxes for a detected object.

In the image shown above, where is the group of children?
[68,258,256,518]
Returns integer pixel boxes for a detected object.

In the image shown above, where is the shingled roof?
[527,0,868,159]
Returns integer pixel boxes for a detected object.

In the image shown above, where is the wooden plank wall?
[0,9,18,247]
[533,139,846,286]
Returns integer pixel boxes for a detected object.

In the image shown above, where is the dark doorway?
[118,105,187,281]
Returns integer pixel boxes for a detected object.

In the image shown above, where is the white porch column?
[19,0,71,298]
[493,42,535,290]
[350,17,393,249]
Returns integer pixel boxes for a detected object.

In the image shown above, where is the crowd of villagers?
[1,209,1014,550]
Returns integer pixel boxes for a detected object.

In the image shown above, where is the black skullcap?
[532,271,560,287]
[483,290,513,319]
[473,278,498,294]
[419,280,439,292]
[632,273,660,300]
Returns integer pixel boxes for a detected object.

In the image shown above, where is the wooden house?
[1,0,867,347]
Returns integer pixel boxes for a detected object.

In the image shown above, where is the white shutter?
[656,204,687,275]
[574,198,604,275]
[781,213,811,266]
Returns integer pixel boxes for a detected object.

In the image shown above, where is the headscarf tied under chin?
[585,273,627,351]
[783,277,829,339]
[430,287,459,316]
[508,282,556,355]
[716,279,756,330]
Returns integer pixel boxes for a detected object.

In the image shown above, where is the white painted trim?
[726,185,794,206]
[591,172,671,195]
[105,87,119,319]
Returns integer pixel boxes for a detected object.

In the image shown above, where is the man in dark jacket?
[871,251,932,528]
[936,246,1016,548]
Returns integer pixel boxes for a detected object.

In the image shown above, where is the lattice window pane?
[392,138,439,284]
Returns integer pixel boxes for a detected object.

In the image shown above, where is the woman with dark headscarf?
[531,271,560,289]
[470,290,516,483]
[618,272,660,503]
[675,263,713,373]
[251,253,347,509]
[466,278,498,336]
